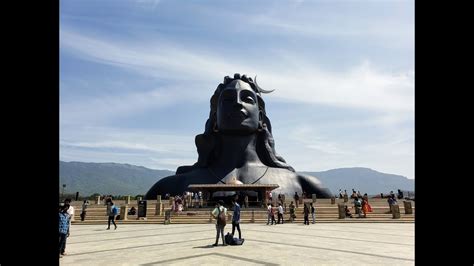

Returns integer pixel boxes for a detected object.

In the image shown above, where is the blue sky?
[60,0,414,179]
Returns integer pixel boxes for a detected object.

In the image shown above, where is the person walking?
[106,201,118,230]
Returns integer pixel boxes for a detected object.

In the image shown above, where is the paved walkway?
[61,223,414,265]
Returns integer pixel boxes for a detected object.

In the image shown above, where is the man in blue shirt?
[59,204,71,258]
[231,199,242,239]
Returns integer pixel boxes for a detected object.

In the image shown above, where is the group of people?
[170,191,206,213]
[352,195,372,218]
[60,196,120,258]
[266,202,285,225]
[266,201,316,225]
[210,199,244,246]
[59,188,397,258]
[336,190,373,218]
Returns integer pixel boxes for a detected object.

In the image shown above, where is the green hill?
[60,161,173,196]
[302,167,414,195]
[60,161,414,196]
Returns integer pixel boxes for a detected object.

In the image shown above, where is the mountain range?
[60,161,414,196]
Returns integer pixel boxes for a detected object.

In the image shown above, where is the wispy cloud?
[60,28,245,81]
[61,28,413,115]
[135,0,161,9]
[60,85,205,125]
[60,126,198,170]
[249,12,413,40]
[279,123,414,179]
[256,60,414,113]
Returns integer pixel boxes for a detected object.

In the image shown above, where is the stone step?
[74,218,414,225]
[74,214,414,223]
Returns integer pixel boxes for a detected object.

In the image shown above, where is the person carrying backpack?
[107,201,118,230]
[211,200,228,246]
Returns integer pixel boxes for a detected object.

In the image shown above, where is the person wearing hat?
[211,200,228,246]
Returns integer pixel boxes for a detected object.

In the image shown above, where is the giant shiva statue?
[145,74,332,199]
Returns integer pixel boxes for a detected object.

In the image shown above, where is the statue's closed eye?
[243,96,255,104]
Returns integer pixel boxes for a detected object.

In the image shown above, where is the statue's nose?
[234,91,243,107]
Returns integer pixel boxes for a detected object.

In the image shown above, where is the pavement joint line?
[248,238,414,262]
[243,228,414,246]
[140,252,279,266]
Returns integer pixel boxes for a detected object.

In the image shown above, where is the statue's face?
[217,80,260,133]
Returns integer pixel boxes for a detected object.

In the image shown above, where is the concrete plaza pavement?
[61,223,414,265]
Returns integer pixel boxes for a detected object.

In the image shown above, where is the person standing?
[303,204,309,225]
[294,192,300,209]
[310,202,315,224]
[59,204,70,258]
[61,198,74,256]
[266,203,272,225]
[64,198,75,224]
[211,200,228,246]
[231,199,242,239]
[289,201,296,222]
[270,204,276,225]
[80,200,89,221]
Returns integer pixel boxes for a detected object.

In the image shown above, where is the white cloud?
[61,126,196,152]
[276,122,414,179]
[60,85,203,125]
[257,60,414,113]
[60,126,199,170]
[61,28,413,115]
[250,12,413,40]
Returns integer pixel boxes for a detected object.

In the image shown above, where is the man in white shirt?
[277,203,284,224]
[64,198,75,224]
[211,200,228,246]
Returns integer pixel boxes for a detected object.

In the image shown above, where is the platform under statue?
[145,74,332,199]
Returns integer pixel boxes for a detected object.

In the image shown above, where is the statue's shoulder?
[161,168,217,184]
[265,166,298,176]
[295,173,323,185]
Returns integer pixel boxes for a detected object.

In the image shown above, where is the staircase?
[70,198,414,224]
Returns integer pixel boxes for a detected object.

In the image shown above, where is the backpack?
[217,207,226,226]
[225,233,245,245]
[224,233,245,246]
[225,233,234,245]
[112,206,119,215]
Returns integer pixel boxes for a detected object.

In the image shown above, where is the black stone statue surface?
[145,74,332,199]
